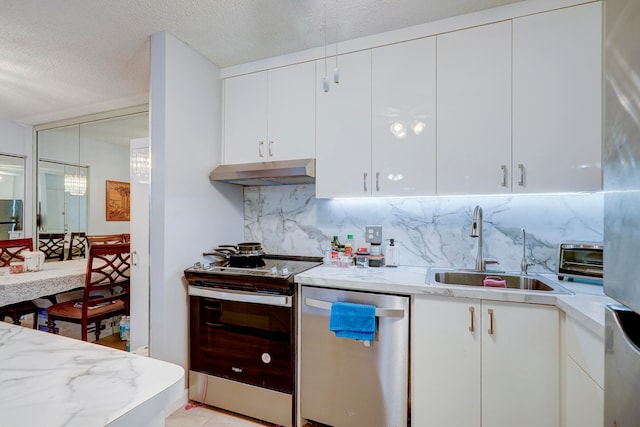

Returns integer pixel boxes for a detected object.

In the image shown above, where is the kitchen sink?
[428,269,571,294]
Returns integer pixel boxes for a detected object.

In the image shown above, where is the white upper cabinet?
[316,50,372,198]
[512,2,602,192]
[223,61,316,164]
[372,37,437,196]
[436,21,512,195]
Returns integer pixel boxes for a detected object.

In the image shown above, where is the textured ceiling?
[0,0,522,125]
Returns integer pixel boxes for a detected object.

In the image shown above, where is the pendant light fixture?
[322,0,340,92]
[334,0,340,84]
[323,0,330,92]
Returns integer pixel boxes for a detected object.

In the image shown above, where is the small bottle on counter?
[346,234,355,249]
[331,235,341,251]
[385,238,399,267]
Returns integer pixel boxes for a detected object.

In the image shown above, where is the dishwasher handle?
[304,297,405,318]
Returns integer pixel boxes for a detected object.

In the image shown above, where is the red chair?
[0,238,39,328]
[46,243,130,341]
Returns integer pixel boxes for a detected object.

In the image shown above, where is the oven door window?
[190,296,293,393]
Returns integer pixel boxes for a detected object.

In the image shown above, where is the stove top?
[184,254,322,294]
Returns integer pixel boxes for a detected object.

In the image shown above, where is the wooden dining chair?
[86,234,127,246]
[67,231,88,260]
[0,238,39,328]
[38,232,66,261]
[46,242,131,341]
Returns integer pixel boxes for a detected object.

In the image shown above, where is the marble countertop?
[295,265,616,338]
[0,323,184,427]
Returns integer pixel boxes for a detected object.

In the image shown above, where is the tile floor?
[165,404,268,427]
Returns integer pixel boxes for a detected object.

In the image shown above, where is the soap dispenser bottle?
[386,238,399,267]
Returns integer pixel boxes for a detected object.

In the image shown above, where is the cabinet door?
[372,37,436,196]
[316,50,372,198]
[412,296,481,427]
[436,21,512,195]
[268,61,316,161]
[513,2,602,192]
[223,72,268,164]
[482,301,559,427]
[565,357,604,427]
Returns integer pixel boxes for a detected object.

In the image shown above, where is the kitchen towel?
[329,301,377,341]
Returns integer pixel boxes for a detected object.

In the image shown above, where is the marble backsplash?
[244,185,603,274]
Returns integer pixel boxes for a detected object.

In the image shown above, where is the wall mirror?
[0,154,25,240]
[36,110,148,248]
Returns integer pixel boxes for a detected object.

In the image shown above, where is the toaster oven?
[557,242,603,282]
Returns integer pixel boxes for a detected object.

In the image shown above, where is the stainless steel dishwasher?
[300,286,409,427]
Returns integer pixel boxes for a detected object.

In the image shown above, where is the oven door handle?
[189,285,292,307]
[304,297,405,318]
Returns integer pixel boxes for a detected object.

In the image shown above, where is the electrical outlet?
[365,225,383,244]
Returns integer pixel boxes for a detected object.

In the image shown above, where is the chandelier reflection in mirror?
[64,172,87,196]
[131,147,150,184]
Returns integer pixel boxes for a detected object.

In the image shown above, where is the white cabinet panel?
[412,296,480,426]
[565,357,604,427]
[268,61,316,161]
[223,72,268,164]
[482,301,559,427]
[372,37,436,196]
[413,296,559,427]
[436,21,512,195]
[223,62,315,164]
[564,315,604,427]
[316,50,372,198]
[513,2,602,192]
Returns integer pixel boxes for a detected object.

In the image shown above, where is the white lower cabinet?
[412,295,559,427]
[564,315,604,427]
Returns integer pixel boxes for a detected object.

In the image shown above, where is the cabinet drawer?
[565,315,604,387]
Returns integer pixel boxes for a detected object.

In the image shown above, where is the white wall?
[0,118,34,236]
[149,32,243,376]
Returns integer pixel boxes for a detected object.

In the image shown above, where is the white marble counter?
[295,265,616,338]
[0,259,87,306]
[0,323,184,427]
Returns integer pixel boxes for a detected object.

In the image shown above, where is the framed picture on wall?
[106,180,130,221]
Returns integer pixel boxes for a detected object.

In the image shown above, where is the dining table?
[0,259,87,307]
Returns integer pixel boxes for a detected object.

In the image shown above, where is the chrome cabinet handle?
[375,172,380,192]
[268,140,274,157]
[469,306,475,332]
[488,308,495,335]
[518,163,525,186]
[131,251,138,266]
[363,172,368,192]
[259,141,265,157]
[501,165,507,187]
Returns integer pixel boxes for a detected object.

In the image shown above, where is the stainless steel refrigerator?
[0,199,23,240]
[604,0,640,425]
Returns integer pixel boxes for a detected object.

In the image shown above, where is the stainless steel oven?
[185,253,321,427]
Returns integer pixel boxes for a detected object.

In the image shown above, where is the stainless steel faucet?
[470,205,484,271]
[470,205,499,272]
[520,228,533,275]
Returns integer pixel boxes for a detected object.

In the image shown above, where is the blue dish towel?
[329,301,377,341]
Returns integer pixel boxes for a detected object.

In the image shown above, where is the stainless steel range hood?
[210,159,315,186]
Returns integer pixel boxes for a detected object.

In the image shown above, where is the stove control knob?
[282,267,289,275]
[270,266,278,274]
[193,262,202,269]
